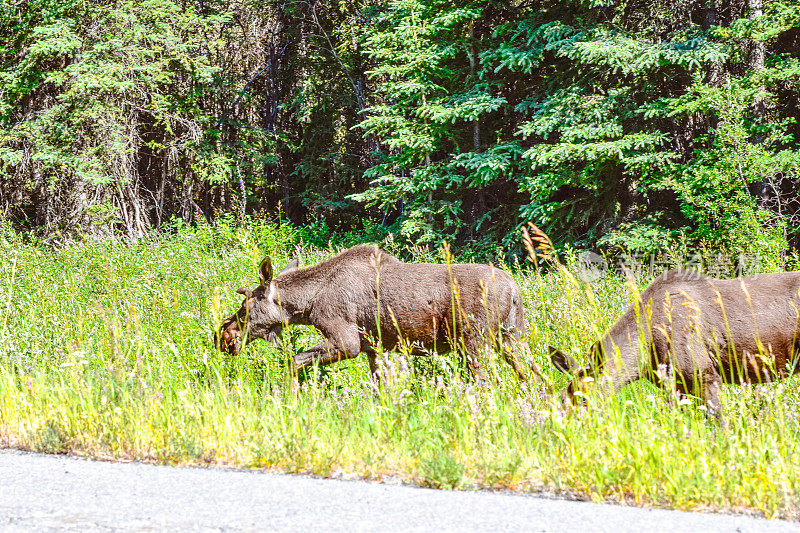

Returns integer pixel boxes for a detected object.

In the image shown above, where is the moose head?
[215,256,299,355]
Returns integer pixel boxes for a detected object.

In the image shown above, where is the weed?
[0,220,798,517]
[419,453,466,490]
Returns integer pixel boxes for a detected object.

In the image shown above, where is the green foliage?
[1,0,226,183]
[0,216,19,248]
[356,0,800,260]
[0,0,373,236]
[356,0,511,244]
[596,216,685,257]
[656,79,799,265]
[2,0,800,260]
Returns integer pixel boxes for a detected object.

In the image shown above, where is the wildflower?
[536,387,548,400]
[397,357,409,374]
[516,397,549,428]
[59,359,87,369]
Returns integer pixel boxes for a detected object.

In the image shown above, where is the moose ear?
[549,346,579,374]
[258,256,273,287]
[279,257,299,274]
[588,341,605,372]
[236,287,252,298]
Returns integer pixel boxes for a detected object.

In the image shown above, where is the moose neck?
[274,269,326,321]
[599,298,650,369]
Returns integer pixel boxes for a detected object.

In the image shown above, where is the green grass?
[1,219,799,519]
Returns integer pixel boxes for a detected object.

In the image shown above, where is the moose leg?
[291,343,349,375]
[500,343,529,382]
[650,363,685,407]
[500,342,548,386]
[291,326,362,374]
[461,334,487,383]
[700,369,725,427]
[365,348,382,388]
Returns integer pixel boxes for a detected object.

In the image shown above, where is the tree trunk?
[748,0,765,120]
[704,0,722,88]
[468,22,480,152]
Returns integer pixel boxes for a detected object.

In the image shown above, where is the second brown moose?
[550,269,800,421]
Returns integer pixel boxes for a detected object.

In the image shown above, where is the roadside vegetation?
[1,219,798,519]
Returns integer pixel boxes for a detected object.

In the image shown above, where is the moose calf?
[217,245,534,383]
[550,269,800,421]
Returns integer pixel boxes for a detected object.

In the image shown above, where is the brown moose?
[550,269,800,421]
[217,244,535,383]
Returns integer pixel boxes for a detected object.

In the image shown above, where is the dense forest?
[1,0,799,261]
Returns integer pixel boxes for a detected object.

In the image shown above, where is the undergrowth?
[0,219,798,519]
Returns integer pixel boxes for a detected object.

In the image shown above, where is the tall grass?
[0,219,798,519]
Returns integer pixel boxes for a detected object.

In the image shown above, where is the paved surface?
[0,448,797,532]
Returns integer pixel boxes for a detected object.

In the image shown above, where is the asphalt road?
[0,448,797,532]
